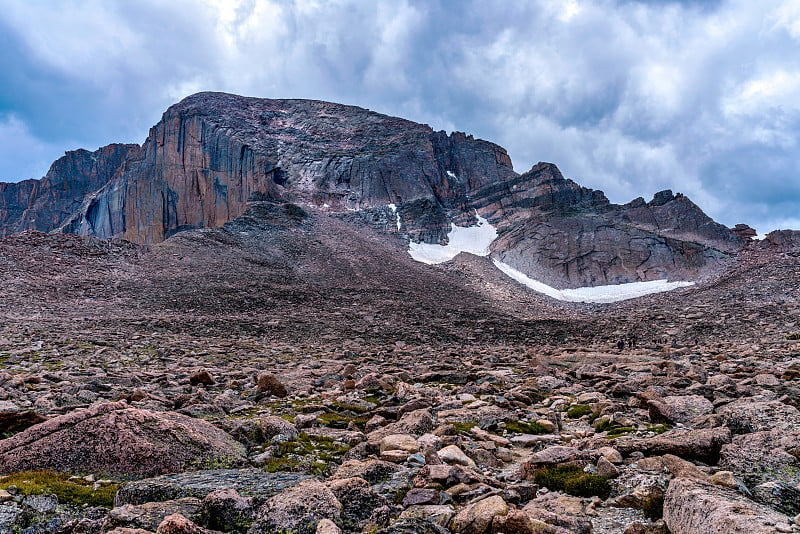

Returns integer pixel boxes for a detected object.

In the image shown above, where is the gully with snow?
[403,209,694,303]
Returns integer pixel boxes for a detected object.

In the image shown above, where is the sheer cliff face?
[61,92,515,244]
[0,92,745,288]
[0,144,138,238]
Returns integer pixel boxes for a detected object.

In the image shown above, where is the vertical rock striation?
[60,92,515,244]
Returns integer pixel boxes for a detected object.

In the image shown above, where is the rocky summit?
[0,91,756,289]
[0,93,799,534]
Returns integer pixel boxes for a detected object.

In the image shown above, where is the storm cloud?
[1,0,798,232]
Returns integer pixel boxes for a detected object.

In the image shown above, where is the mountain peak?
[0,93,743,287]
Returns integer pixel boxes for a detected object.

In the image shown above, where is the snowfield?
[403,209,694,303]
[492,259,694,303]
[408,214,497,264]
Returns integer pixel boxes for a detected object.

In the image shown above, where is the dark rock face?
[482,163,742,288]
[61,92,515,244]
[0,92,749,287]
[0,144,138,237]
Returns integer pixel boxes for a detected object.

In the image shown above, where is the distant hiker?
[617,339,625,350]
[628,334,638,348]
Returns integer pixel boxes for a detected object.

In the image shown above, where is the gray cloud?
[1,0,798,233]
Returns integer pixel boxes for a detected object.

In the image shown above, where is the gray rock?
[718,430,800,488]
[374,517,450,534]
[248,479,342,534]
[648,395,713,424]
[717,400,800,434]
[103,498,205,533]
[663,477,793,534]
[0,502,22,532]
[115,469,311,507]
[752,481,800,516]
[22,493,59,514]
[202,488,255,533]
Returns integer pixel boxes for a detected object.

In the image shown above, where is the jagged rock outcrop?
[0,144,138,237]
[484,163,742,288]
[762,229,800,251]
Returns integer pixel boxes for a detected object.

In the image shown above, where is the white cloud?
[0,0,798,233]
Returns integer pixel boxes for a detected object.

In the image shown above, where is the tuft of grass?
[566,404,592,419]
[606,426,638,439]
[0,471,119,508]
[452,421,478,434]
[594,417,637,438]
[262,457,301,473]
[504,420,549,435]
[533,464,610,499]
[645,424,672,435]
[330,400,374,414]
[315,412,371,429]
[641,492,665,520]
[787,333,800,340]
[266,433,351,477]
[593,417,613,432]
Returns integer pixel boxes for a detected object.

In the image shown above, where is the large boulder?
[590,427,731,464]
[718,429,800,488]
[0,402,247,477]
[326,477,389,529]
[663,477,793,534]
[648,395,713,424]
[449,495,508,534]
[103,498,205,532]
[248,479,342,534]
[716,399,800,434]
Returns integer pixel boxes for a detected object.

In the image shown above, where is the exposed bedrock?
[60,93,515,244]
[0,143,138,237]
[0,92,751,287]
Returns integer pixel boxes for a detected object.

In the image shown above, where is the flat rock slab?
[0,402,247,478]
[664,477,793,534]
[115,469,312,507]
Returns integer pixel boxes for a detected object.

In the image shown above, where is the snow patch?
[408,214,497,264]
[388,203,401,231]
[446,170,458,179]
[492,259,694,303]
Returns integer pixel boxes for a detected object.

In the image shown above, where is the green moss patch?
[452,421,478,434]
[606,426,638,439]
[315,411,371,429]
[504,420,549,435]
[594,416,638,437]
[642,492,665,520]
[331,400,376,414]
[0,471,119,508]
[265,433,352,477]
[533,465,610,499]
[566,404,592,419]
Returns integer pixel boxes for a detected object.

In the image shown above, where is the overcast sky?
[1,0,799,232]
